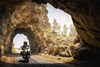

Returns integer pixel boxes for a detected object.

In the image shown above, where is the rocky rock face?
[34,0,100,48]
[0,0,49,55]
[0,0,100,62]
[33,0,100,61]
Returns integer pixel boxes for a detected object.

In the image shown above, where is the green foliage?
[69,24,77,37]
[43,23,78,57]
[52,18,61,33]
[43,23,56,38]
[62,24,68,36]
[12,43,16,53]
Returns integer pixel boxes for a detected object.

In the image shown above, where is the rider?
[22,41,29,51]
[21,41,30,57]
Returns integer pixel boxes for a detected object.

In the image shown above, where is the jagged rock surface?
[33,0,100,48]
[0,0,100,62]
[33,0,100,61]
[0,0,49,55]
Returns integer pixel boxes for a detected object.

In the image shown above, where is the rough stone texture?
[34,0,100,62]
[44,44,71,57]
[0,0,100,62]
[33,0,100,48]
[0,0,49,55]
[33,0,100,61]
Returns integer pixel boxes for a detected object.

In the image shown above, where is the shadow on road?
[18,60,28,63]
[0,60,72,67]
[2,53,100,67]
[6,53,32,57]
[0,60,100,67]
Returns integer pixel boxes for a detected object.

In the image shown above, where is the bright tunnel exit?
[12,34,29,53]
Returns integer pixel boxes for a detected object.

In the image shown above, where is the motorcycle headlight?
[25,50,27,52]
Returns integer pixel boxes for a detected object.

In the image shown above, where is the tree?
[12,43,16,53]
[43,23,52,38]
[69,24,77,36]
[52,18,61,33]
[62,24,68,36]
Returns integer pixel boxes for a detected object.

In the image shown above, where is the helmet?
[24,41,27,45]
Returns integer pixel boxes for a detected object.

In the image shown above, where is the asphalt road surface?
[14,53,54,64]
[2,53,96,67]
[4,53,73,67]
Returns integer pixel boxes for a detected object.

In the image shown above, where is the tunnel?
[10,28,38,53]
[0,0,48,55]
[0,0,99,62]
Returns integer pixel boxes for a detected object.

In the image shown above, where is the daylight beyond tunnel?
[10,28,37,53]
[13,34,29,49]
[0,0,99,63]
[12,33,30,53]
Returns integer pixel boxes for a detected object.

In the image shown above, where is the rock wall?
[33,0,100,48]
[0,0,49,55]
[33,0,100,61]
[47,0,100,61]
[0,0,100,61]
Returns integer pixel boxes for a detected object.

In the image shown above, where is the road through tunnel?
[0,0,100,63]
[0,0,48,56]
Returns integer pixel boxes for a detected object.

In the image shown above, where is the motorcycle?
[20,46,30,63]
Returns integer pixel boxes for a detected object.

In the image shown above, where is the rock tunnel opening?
[12,34,30,53]
[8,28,39,54]
[46,3,77,36]
[1,1,79,60]
[0,0,99,64]
[41,3,79,57]
[2,1,49,55]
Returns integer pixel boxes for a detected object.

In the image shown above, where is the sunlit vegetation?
[12,43,16,53]
[43,18,79,57]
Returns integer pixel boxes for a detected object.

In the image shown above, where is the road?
[14,53,54,64]
[5,53,73,67]
[2,53,95,67]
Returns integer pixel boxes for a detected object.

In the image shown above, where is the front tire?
[25,56,29,63]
